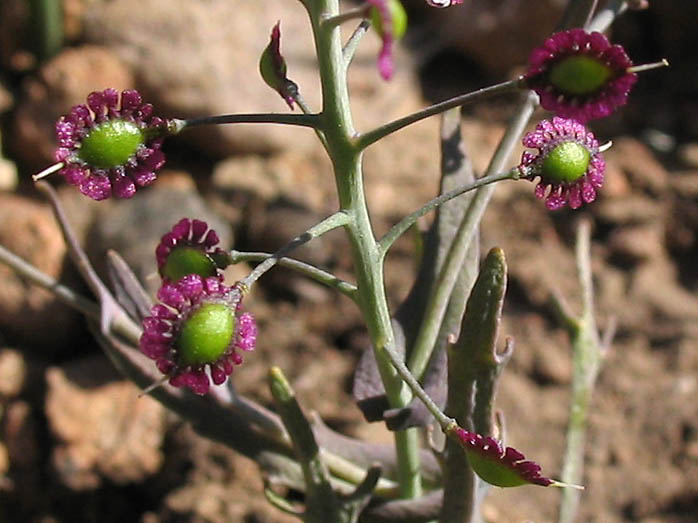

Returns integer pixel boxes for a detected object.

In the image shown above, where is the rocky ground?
[0,1,696,522]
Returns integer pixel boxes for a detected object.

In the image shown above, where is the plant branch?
[230,250,357,299]
[240,211,350,288]
[308,0,424,499]
[558,219,606,523]
[322,5,370,30]
[269,366,340,522]
[181,113,321,129]
[408,91,539,382]
[588,0,628,32]
[379,169,519,255]
[343,20,371,67]
[0,243,98,319]
[356,78,523,150]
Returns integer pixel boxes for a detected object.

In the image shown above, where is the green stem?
[29,0,63,60]
[356,78,523,150]
[230,250,358,299]
[308,0,422,498]
[408,92,538,382]
[322,5,371,30]
[558,220,603,523]
[379,169,518,255]
[588,0,628,32]
[343,20,371,67]
[269,366,340,523]
[240,212,350,288]
[0,243,98,320]
[182,113,320,129]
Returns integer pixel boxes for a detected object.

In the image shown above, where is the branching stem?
[356,78,523,150]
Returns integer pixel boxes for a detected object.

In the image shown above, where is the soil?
[0,1,696,523]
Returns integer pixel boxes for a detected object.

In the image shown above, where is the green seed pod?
[162,246,219,282]
[176,303,235,366]
[549,55,613,95]
[370,0,408,40]
[78,120,144,169]
[541,141,591,183]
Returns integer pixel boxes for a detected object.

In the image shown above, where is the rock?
[0,157,18,191]
[11,45,133,171]
[0,193,82,349]
[677,142,698,169]
[3,400,40,495]
[211,150,334,213]
[605,138,669,195]
[0,349,26,397]
[0,80,13,114]
[0,0,31,70]
[0,442,8,479]
[83,0,423,156]
[607,224,665,264]
[45,356,167,489]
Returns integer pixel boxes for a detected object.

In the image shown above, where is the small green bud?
[260,42,286,92]
[259,21,296,109]
[78,120,144,169]
[370,0,408,40]
[177,303,235,366]
[549,55,613,95]
[541,141,591,183]
[162,247,218,282]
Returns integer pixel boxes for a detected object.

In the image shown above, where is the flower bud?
[366,0,408,80]
[259,22,297,109]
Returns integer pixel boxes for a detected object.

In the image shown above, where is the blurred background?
[0,0,696,521]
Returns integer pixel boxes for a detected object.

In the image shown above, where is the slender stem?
[0,243,99,319]
[356,79,523,150]
[230,250,357,299]
[182,113,321,129]
[269,367,340,523]
[379,169,518,255]
[293,91,330,149]
[294,92,316,116]
[29,0,63,60]
[322,5,370,30]
[558,0,599,30]
[309,0,422,498]
[321,451,399,497]
[240,212,350,288]
[558,220,604,523]
[343,20,371,67]
[380,340,455,431]
[588,0,628,32]
[408,92,539,381]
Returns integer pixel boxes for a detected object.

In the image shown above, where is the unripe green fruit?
[465,448,530,488]
[78,120,144,168]
[541,141,591,183]
[260,44,286,91]
[162,247,218,282]
[370,0,408,40]
[549,56,612,95]
[177,303,235,366]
